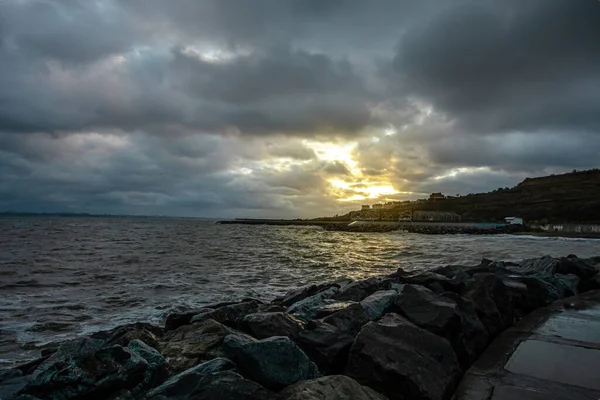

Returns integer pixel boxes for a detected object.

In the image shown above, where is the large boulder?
[19,338,149,400]
[333,277,381,302]
[127,340,168,394]
[165,308,214,331]
[463,274,521,337]
[394,285,460,334]
[281,283,338,307]
[190,300,261,327]
[145,370,278,400]
[293,322,355,375]
[287,286,339,321]
[159,319,242,373]
[518,274,567,309]
[281,375,388,400]
[557,256,599,289]
[144,358,235,398]
[509,255,558,275]
[321,303,370,336]
[360,290,398,321]
[223,334,320,390]
[92,322,164,349]
[554,273,580,297]
[314,302,357,319]
[439,292,489,368]
[345,313,460,400]
[0,369,27,400]
[240,312,305,339]
[394,285,488,368]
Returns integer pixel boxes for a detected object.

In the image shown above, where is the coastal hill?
[321,169,600,223]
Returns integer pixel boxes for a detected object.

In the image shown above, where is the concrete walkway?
[455,289,600,400]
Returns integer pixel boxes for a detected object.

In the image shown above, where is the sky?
[1,0,599,218]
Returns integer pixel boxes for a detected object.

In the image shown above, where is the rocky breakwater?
[2,254,600,400]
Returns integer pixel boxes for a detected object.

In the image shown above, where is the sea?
[1,216,599,367]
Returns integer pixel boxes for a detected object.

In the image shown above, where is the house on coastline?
[429,192,446,201]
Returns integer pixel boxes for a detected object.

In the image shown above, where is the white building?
[505,217,524,225]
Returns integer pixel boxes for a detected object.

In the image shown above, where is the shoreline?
[2,254,600,400]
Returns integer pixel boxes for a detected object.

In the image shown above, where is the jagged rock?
[165,308,214,331]
[145,370,278,400]
[127,339,168,394]
[557,256,599,288]
[20,339,148,400]
[322,303,370,336]
[394,284,487,368]
[314,302,357,319]
[190,300,260,327]
[345,313,460,400]
[439,292,489,368]
[240,312,305,339]
[282,283,337,307]
[256,304,287,313]
[293,322,355,375]
[394,285,459,333]
[287,286,339,321]
[555,273,580,297]
[463,274,520,337]
[281,375,388,400]
[92,322,164,349]
[510,255,558,275]
[159,319,242,373]
[361,290,398,321]
[144,358,235,398]
[518,274,566,309]
[0,369,27,400]
[223,334,320,390]
[333,277,382,302]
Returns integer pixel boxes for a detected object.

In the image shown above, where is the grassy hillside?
[321,169,600,223]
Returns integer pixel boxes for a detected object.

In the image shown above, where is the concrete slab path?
[454,289,600,400]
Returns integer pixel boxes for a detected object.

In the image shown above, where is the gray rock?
[287,286,339,321]
[21,342,148,400]
[145,358,235,398]
[394,285,460,333]
[164,308,214,331]
[557,256,599,289]
[127,339,168,393]
[145,370,278,400]
[322,303,370,336]
[345,313,460,400]
[511,255,559,275]
[360,290,398,321]
[159,319,241,373]
[281,375,388,400]
[190,300,260,327]
[223,334,320,390]
[293,322,355,375]
[555,273,580,297]
[240,312,305,339]
[313,301,357,319]
[92,322,164,349]
[0,369,28,400]
[333,277,382,302]
[282,283,337,307]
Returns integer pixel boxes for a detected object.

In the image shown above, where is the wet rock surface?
[281,375,388,400]
[345,313,460,400]
[3,254,600,400]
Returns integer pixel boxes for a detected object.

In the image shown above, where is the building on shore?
[361,205,371,210]
[413,211,461,222]
[372,203,383,209]
[429,192,446,201]
[505,216,524,225]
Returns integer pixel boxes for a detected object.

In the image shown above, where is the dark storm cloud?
[1,0,599,217]
[392,0,600,133]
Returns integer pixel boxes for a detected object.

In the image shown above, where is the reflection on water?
[1,216,599,366]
